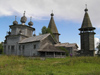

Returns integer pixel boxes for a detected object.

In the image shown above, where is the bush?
[59,47,69,56]
[0,43,3,54]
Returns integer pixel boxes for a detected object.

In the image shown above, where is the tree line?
[0,42,3,54]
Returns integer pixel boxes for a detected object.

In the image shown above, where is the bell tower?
[79,6,96,56]
[48,12,60,43]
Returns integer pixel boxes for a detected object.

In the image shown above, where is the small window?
[22,45,25,50]
[19,45,21,50]
[11,45,14,50]
[11,45,14,53]
[34,45,36,49]
[8,45,10,50]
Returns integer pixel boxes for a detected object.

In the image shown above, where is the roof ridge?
[19,33,51,43]
[41,33,50,41]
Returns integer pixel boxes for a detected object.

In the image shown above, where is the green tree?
[41,26,57,42]
[42,26,47,34]
[59,47,69,56]
[46,28,54,38]
[0,43,3,54]
[96,43,100,56]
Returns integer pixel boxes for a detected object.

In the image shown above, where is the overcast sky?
[0,0,100,26]
[0,0,100,50]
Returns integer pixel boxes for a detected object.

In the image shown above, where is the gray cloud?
[0,0,100,27]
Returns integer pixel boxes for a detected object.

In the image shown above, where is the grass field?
[0,55,100,75]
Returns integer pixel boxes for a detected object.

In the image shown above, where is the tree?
[0,43,3,54]
[41,26,57,42]
[42,26,47,34]
[59,47,69,56]
[96,42,100,56]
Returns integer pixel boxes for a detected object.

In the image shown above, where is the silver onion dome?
[28,21,33,26]
[20,11,27,24]
[13,16,18,25]
[28,17,33,26]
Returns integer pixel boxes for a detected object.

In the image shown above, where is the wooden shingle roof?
[48,13,58,33]
[79,8,95,31]
[38,43,65,52]
[81,9,92,28]
[19,33,50,43]
[55,43,78,48]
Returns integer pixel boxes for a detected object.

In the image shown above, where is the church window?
[22,45,25,50]
[22,45,25,55]
[34,45,36,49]
[19,45,21,50]
[11,45,14,53]
[8,45,10,50]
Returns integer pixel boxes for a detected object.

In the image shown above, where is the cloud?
[95,37,99,48]
[95,37,99,54]
[0,0,100,27]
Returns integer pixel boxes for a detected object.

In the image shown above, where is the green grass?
[0,55,100,75]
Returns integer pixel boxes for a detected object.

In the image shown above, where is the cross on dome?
[85,4,88,12]
[51,10,54,16]
[15,16,17,21]
[30,16,32,21]
[23,11,26,16]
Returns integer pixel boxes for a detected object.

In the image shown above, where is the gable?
[40,35,57,48]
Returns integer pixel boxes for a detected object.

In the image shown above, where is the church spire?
[48,12,60,43]
[82,5,92,28]
[48,12,58,33]
[79,5,95,31]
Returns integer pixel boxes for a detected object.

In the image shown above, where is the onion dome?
[84,4,88,12]
[7,31,11,35]
[13,21,18,25]
[28,17,33,26]
[84,8,88,12]
[33,33,36,36]
[7,28,11,35]
[28,21,33,26]
[20,11,27,24]
[33,31,36,36]
[13,16,18,25]
[51,10,54,16]
[51,12,54,16]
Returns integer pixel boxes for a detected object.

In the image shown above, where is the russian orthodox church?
[3,7,81,57]
[3,11,67,57]
[78,7,96,56]
[4,6,97,57]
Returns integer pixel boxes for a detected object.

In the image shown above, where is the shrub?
[0,43,3,54]
[59,47,69,56]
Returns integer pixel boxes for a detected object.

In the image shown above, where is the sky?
[0,0,100,51]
